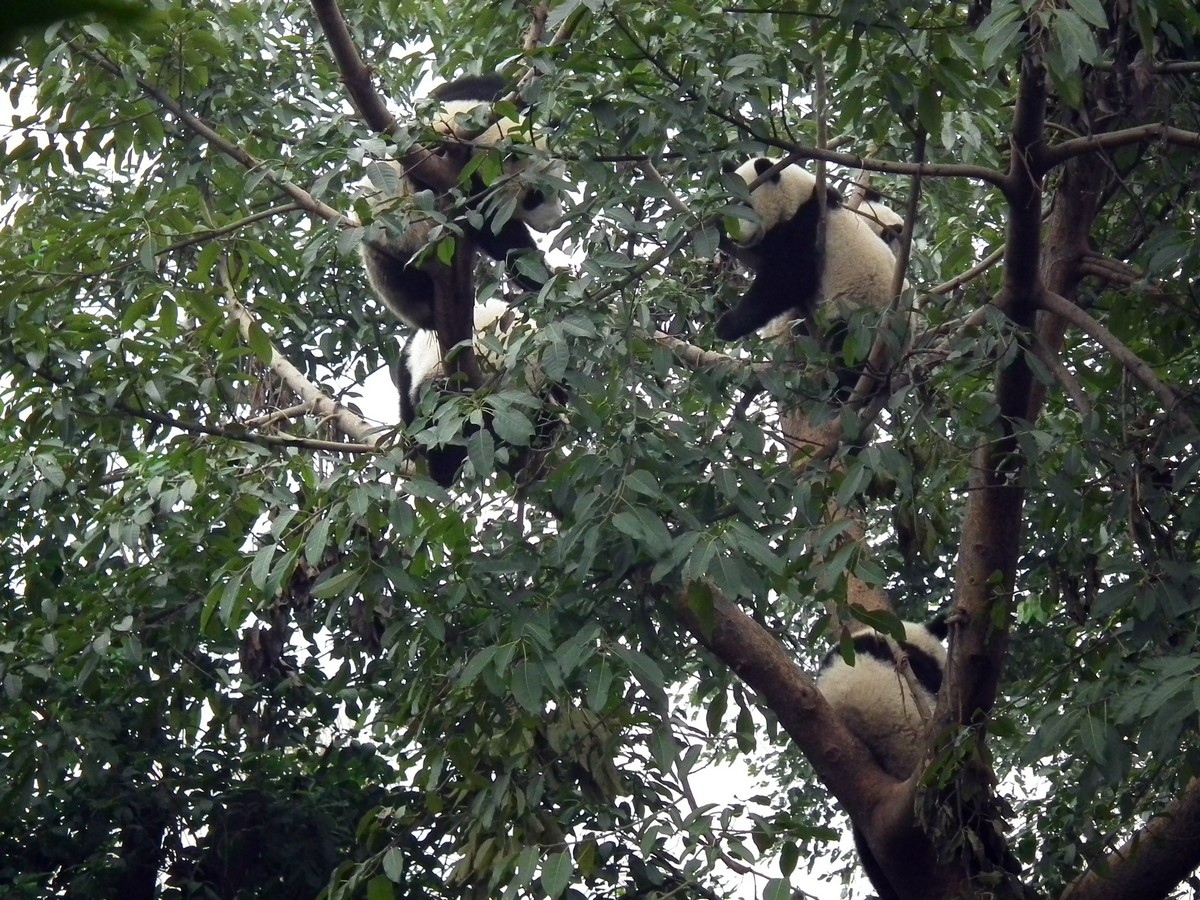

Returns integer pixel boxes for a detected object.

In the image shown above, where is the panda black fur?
[396,298,561,487]
[716,157,898,342]
[815,618,949,900]
[357,75,563,331]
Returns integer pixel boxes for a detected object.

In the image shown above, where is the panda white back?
[815,619,948,780]
[818,204,900,322]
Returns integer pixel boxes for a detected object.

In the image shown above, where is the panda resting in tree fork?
[815,617,949,900]
[356,73,564,332]
[716,157,899,343]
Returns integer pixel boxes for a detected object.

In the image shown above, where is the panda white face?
[727,157,818,248]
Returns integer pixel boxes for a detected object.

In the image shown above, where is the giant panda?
[357,74,563,332]
[395,298,561,487]
[716,157,899,342]
[815,617,949,900]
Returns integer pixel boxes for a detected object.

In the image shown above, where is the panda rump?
[815,618,949,900]
[814,618,948,780]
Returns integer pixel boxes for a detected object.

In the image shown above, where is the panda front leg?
[715,270,813,341]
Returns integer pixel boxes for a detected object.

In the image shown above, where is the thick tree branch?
[308,0,463,194]
[1078,250,1139,286]
[1029,333,1092,418]
[1043,123,1200,168]
[1063,778,1200,900]
[672,583,961,897]
[671,584,894,812]
[217,261,383,448]
[944,49,1047,733]
[309,0,394,133]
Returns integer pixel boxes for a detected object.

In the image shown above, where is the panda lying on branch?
[815,616,949,900]
[716,157,903,346]
[356,74,564,334]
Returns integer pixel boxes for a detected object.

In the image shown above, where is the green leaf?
[382,847,404,882]
[459,645,498,686]
[309,567,364,599]
[1067,0,1108,29]
[540,850,572,899]
[244,318,275,366]
[510,659,543,712]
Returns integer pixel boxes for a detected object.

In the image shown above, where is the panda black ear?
[752,157,775,178]
[824,184,843,207]
[721,159,737,174]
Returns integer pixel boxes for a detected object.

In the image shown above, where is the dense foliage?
[1,0,1198,898]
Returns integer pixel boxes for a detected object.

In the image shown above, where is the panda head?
[432,93,564,233]
[858,190,905,249]
[724,156,828,248]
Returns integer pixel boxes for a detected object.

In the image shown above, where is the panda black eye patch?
[522,189,546,210]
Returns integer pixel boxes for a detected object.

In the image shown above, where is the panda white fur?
[396,298,559,487]
[717,157,898,342]
[815,617,949,900]
[358,75,563,331]
[816,618,948,779]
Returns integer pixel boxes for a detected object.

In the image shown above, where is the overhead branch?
[81,46,344,224]
[1063,778,1200,900]
[309,0,397,133]
[308,0,463,193]
[1043,123,1200,168]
